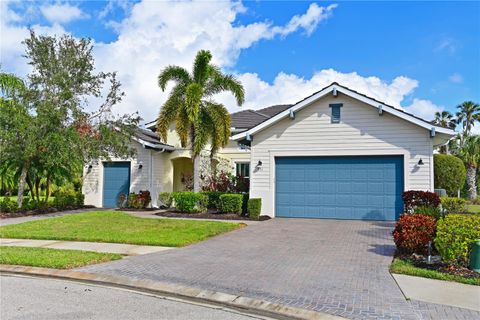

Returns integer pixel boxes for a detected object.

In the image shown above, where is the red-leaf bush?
[402,190,440,213]
[393,214,437,254]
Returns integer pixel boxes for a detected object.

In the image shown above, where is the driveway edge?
[0,265,345,320]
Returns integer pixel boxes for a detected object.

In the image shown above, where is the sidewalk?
[0,238,173,255]
[0,208,104,226]
[392,273,480,312]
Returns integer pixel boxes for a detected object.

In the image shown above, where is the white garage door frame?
[268,148,410,218]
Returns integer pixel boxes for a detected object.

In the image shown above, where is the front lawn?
[390,258,480,286]
[0,211,244,247]
[0,246,122,269]
[468,204,480,214]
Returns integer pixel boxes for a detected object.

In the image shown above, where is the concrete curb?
[0,265,345,320]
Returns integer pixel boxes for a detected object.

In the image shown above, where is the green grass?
[0,211,244,247]
[390,258,480,286]
[467,204,480,214]
[0,246,122,269]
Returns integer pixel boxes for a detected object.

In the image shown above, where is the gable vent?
[329,103,343,123]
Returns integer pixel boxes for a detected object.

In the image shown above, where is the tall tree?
[457,135,480,200]
[157,50,245,191]
[433,111,457,154]
[456,101,480,145]
[0,30,140,208]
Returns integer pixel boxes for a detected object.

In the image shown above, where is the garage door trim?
[268,149,409,219]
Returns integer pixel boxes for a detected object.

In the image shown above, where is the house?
[82,82,455,220]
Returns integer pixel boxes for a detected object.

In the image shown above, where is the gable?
[231,82,456,141]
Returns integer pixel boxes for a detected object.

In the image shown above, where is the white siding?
[82,141,165,207]
[249,94,434,217]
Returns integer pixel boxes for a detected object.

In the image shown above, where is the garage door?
[275,156,404,220]
[103,162,130,208]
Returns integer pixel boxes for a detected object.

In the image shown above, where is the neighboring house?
[82,82,455,220]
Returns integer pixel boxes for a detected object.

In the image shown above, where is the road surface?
[0,275,273,320]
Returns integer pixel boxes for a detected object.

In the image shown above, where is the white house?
[82,82,455,220]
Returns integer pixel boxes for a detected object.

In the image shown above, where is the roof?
[231,82,456,141]
[133,127,174,150]
[230,105,292,131]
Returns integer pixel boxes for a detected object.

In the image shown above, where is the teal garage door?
[275,156,404,220]
[103,162,130,208]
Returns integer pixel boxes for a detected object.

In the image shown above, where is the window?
[330,103,343,123]
[236,162,250,179]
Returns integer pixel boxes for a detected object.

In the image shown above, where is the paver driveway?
[78,219,479,320]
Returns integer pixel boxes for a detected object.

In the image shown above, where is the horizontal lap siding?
[250,94,433,216]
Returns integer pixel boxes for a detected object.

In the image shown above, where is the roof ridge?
[250,110,270,118]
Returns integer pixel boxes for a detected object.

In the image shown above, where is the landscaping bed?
[0,211,244,247]
[0,205,95,219]
[155,210,270,221]
[391,255,480,286]
[0,246,122,269]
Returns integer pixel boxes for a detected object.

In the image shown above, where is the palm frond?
[0,72,26,98]
[205,66,245,106]
[158,66,191,91]
[157,91,183,142]
[192,50,212,85]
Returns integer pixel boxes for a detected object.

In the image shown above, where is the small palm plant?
[457,135,480,200]
[157,50,245,191]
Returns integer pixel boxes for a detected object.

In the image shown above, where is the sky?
[1,0,479,132]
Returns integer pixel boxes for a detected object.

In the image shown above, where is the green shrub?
[441,197,466,214]
[413,205,442,220]
[247,198,261,220]
[434,214,480,266]
[0,197,17,213]
[53,190,76,208]
[434,154,466,197]
[158,192,173,208]
[241,193,249,214]
[173,192,207,213]
[75,192,85,206]
[219,194,243,214]
[200,191,226,209]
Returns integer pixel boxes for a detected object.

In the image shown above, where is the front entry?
[103,162,130,208]
[275,156,404,220]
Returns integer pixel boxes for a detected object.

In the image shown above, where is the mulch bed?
[155,210,270,221]
[0,205,95,219]
[116,208,159,212]
[398,253,480,279]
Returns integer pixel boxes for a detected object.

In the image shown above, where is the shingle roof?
[134,127,173,149]
[230,104,293,130]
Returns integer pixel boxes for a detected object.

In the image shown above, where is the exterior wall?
[249,94,434,217]
[82,141,167,208]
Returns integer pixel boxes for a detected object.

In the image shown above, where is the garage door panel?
[103,162,130,208]
[275,156,403,220]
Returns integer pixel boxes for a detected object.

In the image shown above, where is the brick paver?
[78,219,479,320]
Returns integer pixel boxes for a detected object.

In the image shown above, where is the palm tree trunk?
[466,165,478,200]
[16,161,30,208]
[193,155,201,192]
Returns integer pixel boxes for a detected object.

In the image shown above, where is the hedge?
[393,214,437,254]
[434,154,466,197]
[219,194,243,214]
[200,191,226,209]
[441,197,466,214]
[435,214,480,266]
[247,198,261,220]
[172,192,207,213]
[158,192,173,208]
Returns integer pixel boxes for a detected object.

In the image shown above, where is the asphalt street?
[0,275,273,320]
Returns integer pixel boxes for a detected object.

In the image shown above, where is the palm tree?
[157,50,245,191]
[457,135,480,200]
[433,111,457,154]
[456,101,480,145]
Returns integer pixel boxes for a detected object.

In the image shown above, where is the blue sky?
[1,1,479,128]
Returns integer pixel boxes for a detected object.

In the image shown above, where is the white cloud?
[472,123,480,135]
[41,3,89,24]
[449,72,463,83]
[404,99,444,121]
[1,0,442,124]
[435,37,457,54]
